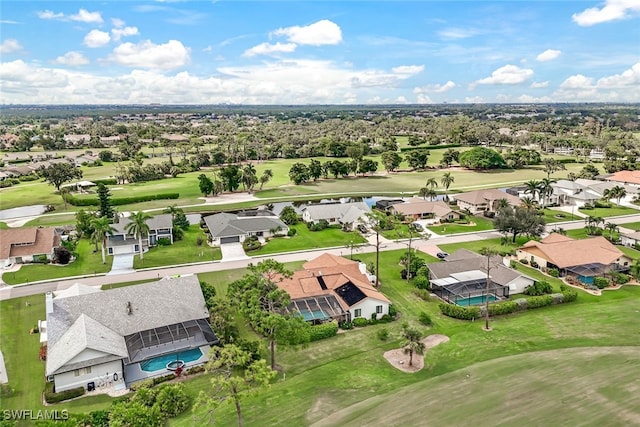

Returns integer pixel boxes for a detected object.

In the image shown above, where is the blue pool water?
[140,348,203,372]
[455,295,498,306]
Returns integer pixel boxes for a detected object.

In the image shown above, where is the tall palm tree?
[126,211,152,261]
[480,246,499,331]
[242,163,258,193]
[440,172,454,201]
[425,177,438,190]
[539,178,556,208]
[521,196,537,211]
[524,180,541,203]
[605,222,618,241]
[91,216,116,265]
[419,187,437,201]
[259,169,273,190]
[401,325,425,367]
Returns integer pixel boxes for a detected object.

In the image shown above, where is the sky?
[1,1,639,105]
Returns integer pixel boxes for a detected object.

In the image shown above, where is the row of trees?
[198,165,273,196]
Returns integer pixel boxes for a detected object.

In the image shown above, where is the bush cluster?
[413,289,431,301]
[92,178,118,185]
[66,192,179,206]
[523,281,553,296]
[242,236,262,251]
[419,312,433,326]
[548,268,559,277]
[438,303,481,320]
[594,277,610,289]
[44,383,85,403]
[152,374,176,386]
[307,219,329,231]
[353,317,369,327]
[309,321,339,341]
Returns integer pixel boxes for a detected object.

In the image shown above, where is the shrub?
[152,374,175,386]
[514,298,528,311]
[523,281,553,296]
[93,178,117,185]
[388,305,398,318]
[154,384,190,417]
[66,192,180,206]
[438,303,481,320]
[612,273,630,285]
[519,259,529,265]
[44,383,85,403]
[549,268,559,278]
[561,288,578,302]
[419,312,433,326]
[530,260,539,268]
[413,276,430,290]
[309,321,339,341]
[594,277,610,289]
[130,379,154,391]
[413,289,431,301]
[243,237,261,251]
[195,236,205,246]
[379,314,392,323]
[377,328,389,341]
[237,339,262,363]
[487,301,518,316]
[339,321,353,330]
[526,295,554,309]
[353,317,369,327]
[509,260,518,269]
[287,228,297,237]
[185,365,205,375]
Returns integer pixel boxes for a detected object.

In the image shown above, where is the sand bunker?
[383,334,450,373]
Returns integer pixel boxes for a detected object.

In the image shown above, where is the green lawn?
[616,245,640,261]
[132,226,221,269]
[1,239,113,285]
[541,208,582,223]
[579,205,640,217]
[427,216,495,235]
[248,224,366,256]
[620,221,640,231]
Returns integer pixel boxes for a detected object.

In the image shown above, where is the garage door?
[111,245,134,255]
[221,236,240,244]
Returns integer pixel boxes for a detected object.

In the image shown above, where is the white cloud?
[0,60,69,96]
[84,30,111,48]
[108,40,190,70]
[465,96,485,103]
[416,94,433,104]
[0,39,22,54]
[391,65,424,76]
[112,18,125,28]
[1,20,20,25]
[475,64,534,85]
[272,20,342,46]
[242,42,297,57]
[112,26,139,42]
[37,10,64,20]
[54,51,90,66]
[572,0,640,26]
[395,96,409,104]
[560,74,594,89]
[536,49,562,62]
[597,62,640,87]
[414,80,456,93]
[70,9,103,24]
[530,81,550,88]
[438,27,482,40]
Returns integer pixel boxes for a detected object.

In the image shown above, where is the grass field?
[249,224,366,256]
[132,225,221,269]
[1,239,113,285]
[312,347,640,427]
[427,216,494,235]
[542,208,583,223]
[579,205,640,217]
[620,221,640,230]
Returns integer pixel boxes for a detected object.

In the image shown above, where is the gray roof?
[46,275,209,375]
[303,202,370,223]
[427,249,528,287]
[112,214,173,235]
[204,212,288,238]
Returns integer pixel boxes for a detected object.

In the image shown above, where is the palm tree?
[479,247,499,331]
[419,187,437,201]
[608,185,627,205]
[126,211,152,261]
[440,172,454,201]
[242,163,258,193]
[259,169,273,190]
[605,222,618,241]
[524,180,541,203]
[91,216,115,265]
[425,177,438,190]
[401,325,425,367]
[539,178,556,208]
[521,196,537,211]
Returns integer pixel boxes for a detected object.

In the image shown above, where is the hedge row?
[93,178,117,185]
[44,383,85,403]
[440,288,578,320]
[400,143,462,152]
[309,321,339,342]
[66,192,179,206]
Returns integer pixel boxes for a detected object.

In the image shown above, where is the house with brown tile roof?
[276,253,390,323]
[604,170,640,187]
[388,198,461,223]
[517,233,631,283]
[452,188,521,214]
[0,227,61,267]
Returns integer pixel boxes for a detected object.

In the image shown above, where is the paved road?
[3,213,640,301]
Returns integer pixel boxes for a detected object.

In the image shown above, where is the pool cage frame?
[287,295,349,324]
[431,278,509,306]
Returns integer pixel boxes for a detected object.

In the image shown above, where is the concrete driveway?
[220,243,249,262]
[108,253,135,275]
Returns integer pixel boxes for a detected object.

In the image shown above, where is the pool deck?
[124,345,210,386]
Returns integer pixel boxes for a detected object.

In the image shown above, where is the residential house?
[550,179,637,207]
[388,198,460,223]
[43,275,218,393]
[517,233,631,284]
[452,189,521,214]
[0,227,61,267]
[603,170,640,188]
[276,253,390,323]
[620,231,640,248]
[301,202,371,230]
[63,134,91,146]
[427,249,535,305]
[203,210,288,246]
[107,214,173,255]
[374,199,404,211]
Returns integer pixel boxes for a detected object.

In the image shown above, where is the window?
[354,309,362,318]
[74,370,80,377]
[376,305,383,314]
[84,367,92,374]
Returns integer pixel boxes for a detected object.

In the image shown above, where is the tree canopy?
[458,147,506,170]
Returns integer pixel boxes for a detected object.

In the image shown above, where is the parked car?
[357,224,368,233]
[411,222,424,232]
[436,252,449,259]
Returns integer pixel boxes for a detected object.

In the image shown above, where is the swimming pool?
[455,294,498,306]
[140,348,203,372]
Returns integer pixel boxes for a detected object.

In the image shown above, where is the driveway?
[220,243,249,262]
[108,253,135,275]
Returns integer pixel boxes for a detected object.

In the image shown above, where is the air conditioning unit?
[87,382,95,391]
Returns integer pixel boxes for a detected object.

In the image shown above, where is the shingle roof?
[390,199,454,217]
[519,234,624,268]
[203,213,288,237]
[453,188,521,206]
[0,227,60,260]
[303,202,370,223]
[112,214,173,235]
[427,249,526,287]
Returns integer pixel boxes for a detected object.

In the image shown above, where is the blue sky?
[1,1,639,104]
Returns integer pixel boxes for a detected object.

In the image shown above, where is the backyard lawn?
[579,205,640,217]
[132,225,221,269]
[248,224,366,256]
[427,216,494,235]
[541,208,582,223]
[1,239,113,285]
